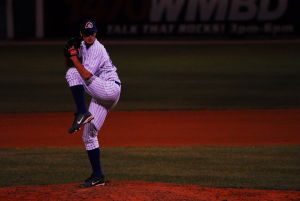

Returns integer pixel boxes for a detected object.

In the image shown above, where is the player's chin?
[86,39,95,45]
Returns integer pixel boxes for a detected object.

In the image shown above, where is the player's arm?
[64,44,92,80]
[69,54,92,80]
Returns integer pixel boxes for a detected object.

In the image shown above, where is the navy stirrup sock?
[70,85,87,114]
[87,148,103,177]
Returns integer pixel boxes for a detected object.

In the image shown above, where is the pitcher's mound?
[1,181,300,201]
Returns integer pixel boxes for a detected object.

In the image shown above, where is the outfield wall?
[1,0,300,40]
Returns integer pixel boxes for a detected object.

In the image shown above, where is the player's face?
[81,32,97,46]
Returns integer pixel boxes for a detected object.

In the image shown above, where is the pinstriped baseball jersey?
[65,39,121,151]
[80,39,120,83]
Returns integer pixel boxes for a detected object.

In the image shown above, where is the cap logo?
[85,22,93,29]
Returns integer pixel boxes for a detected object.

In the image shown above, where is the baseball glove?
[64,36,82,57]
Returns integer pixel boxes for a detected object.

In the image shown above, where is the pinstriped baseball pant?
[65,68,121,150]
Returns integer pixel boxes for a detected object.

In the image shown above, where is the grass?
[0,146,299,190]
[1,42,299,192]
[0,43,300,112]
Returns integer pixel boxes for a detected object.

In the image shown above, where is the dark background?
[0,0,299,40]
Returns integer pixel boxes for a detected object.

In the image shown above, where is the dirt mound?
[0,181,299,201]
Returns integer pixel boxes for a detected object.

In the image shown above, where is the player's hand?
[69,47,78,57]
[64,45,79,57]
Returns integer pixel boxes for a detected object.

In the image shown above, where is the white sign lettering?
[150,0,288,22]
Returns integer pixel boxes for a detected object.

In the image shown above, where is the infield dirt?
[0,110,300,200]
[0,110,300,147]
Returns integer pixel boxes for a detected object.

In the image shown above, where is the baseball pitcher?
[64,19,121,188]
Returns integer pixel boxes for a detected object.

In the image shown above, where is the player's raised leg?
[65,67,94,133]
[85,75,121,109]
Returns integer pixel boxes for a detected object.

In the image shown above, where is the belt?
[114,81,121,86]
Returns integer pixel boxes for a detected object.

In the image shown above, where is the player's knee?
[82,132,99,149]
[83,124,100,150]
[66,68,83,86]
[65,67,78,79]
[82,123,99,142]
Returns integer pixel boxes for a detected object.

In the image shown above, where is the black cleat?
[79,176,105,188]
[84,174,96,182]
[68,112,94,134]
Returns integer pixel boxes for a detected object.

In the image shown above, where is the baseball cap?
[80,19,98,36]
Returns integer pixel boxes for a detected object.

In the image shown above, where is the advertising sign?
[45,0,300,38]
